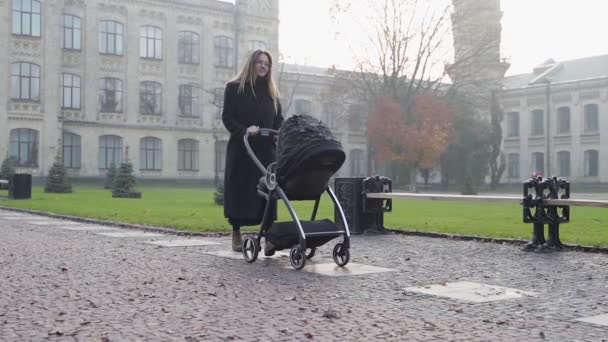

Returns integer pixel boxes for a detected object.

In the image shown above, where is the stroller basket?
[240,115,352,270]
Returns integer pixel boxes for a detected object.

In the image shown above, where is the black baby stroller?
[241,115,351,270]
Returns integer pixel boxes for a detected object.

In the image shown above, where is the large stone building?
[501,56,608,183]
[1,0,367,183]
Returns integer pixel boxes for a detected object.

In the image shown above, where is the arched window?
[556,107,570,134]
[11,62,40,101]
[178,139,199,171]
[62,73,81,109]
[140,137,162,171]
[178,31,200,64]
[295,99,312,115]
[63,132,81,169]
[506,112,520,137]
[12,0,41,37]
[350,149,365,177]
[556,151,570,177]
[99,78,123,113]
[98,135,123,169]
[9,128,39,167]
[507,153,519,178]
[178,84,200,117]
[584,104,599,132]
[584,150,599,177]
[99,20,123,55]
[63,14,81,50]
[531,152,544,175]
[140,81,162,115]
[214,36,234,67]
[140,26,163,59]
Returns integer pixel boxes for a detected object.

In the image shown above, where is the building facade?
[500,56,608,183]
[0,0,368,182]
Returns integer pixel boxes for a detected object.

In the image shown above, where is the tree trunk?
[409,167,417,193]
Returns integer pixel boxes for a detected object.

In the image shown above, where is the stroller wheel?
[289,248,306,270]
[306,247,316,259]
[332,243,350,267]
[242,236,259,263]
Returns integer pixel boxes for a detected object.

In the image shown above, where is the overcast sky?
[277,0,608,76]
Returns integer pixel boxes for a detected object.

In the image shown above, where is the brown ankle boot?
[232,231,242,252]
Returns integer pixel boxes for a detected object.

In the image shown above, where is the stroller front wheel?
[289,248,306,270]
[242,236,259,263]
[332,243,350,267]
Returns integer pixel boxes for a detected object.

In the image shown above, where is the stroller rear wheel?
[306,247,316,259]
[332,243,350,267]
[242,236,259,263]
[289,248,306,270]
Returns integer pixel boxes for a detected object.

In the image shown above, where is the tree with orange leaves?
[368,93,453,191]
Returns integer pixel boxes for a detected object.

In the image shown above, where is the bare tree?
[329,0,505,188]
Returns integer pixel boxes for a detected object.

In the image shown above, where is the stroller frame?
[241,128,351,270]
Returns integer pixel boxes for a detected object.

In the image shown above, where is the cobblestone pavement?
[2,210,608,341]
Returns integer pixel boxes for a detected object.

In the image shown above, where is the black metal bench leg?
[544,222,563,250]
[523,222,546,251]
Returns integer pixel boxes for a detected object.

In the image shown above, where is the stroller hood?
[277,115,345,199]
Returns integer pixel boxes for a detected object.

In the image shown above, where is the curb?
[2,205,607,254]
[0,205,230,238]
[387,228,608,254]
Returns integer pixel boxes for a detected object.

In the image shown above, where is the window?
[350,149,365,177]
[140,137,162,171]
[140,81,162,115]
[63,15,81,50]
[322,102,338,128]
[178,84,200,117]
[556,107,570,134]
[99,78,123,113]
[98,135,123,169]
[215,140,228,174]
[99,20,123,55]
[507,153,519,178]
[584,150,599,177]
[249,40,267,52]
[11,62,40,101]
[213,88,224,120]
[63,132,81,169]
[12,0,41,37]
[214,36,234,67]
[531,110,544,136]
[140,26,163,59]
[531,152,544,176]
[348,104,365,131]
[178,139,199,171]
[9,128,39,167]
[178,31,200,64]
[584,104,599,132]
[506,112,520,137]
[295,99,312,115]
[62,73,81,109]
[556,151,570,177]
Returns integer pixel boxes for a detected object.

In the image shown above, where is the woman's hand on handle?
[246,125,260,136]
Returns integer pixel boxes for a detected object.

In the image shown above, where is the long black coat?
[222,79,283,226]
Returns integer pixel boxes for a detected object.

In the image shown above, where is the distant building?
[501,55,608,183]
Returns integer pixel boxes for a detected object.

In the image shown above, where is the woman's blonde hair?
[230,49,280,113]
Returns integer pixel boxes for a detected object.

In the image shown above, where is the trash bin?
[9,174,32,200]
[334,177,365,234]
[334,176,393,234]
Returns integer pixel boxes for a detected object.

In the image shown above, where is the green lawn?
[1,185,607,247]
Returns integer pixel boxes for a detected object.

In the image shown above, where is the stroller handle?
[243,128,279,174]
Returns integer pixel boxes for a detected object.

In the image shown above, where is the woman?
[222,50,283,252]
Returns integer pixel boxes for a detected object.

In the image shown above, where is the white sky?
[278,0,608,76]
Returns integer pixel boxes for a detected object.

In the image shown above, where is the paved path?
[1,209,608,341]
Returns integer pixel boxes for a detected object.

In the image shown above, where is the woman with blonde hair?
[222,49,283,252]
